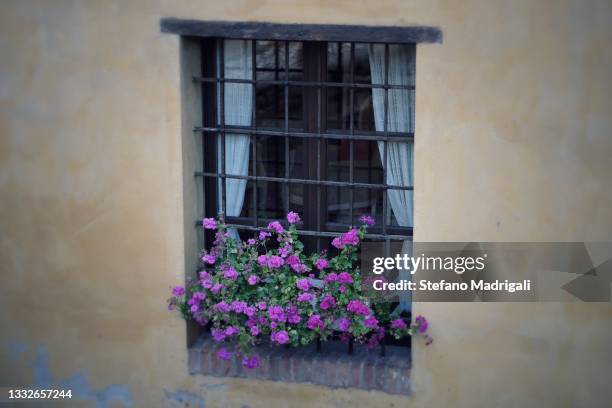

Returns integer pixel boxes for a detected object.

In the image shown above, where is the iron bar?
[219,39,227,217]
[316,63,322,252]
[193,75,415,90]
[349,42,355,227]
[382,43,389,258]
[195,126,413,142]
[252,40,258,229]
[195,220,412,241]
[284,41,290,215]
[194,171,413,190]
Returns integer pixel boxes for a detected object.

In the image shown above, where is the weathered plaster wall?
[1,0,611,407]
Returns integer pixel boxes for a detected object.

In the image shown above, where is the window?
[196,39,415,255]
[163,20,441,391]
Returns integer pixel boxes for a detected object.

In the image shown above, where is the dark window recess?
[195,39,414,254]
[194,38,416,357]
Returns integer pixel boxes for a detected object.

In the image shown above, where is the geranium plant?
[168,212,431,369]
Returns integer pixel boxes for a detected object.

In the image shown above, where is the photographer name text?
[372,279,532,293]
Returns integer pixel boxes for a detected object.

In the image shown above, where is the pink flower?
[287,255,299,266]
[242,355,260,369]
[267,255,284,269]
[286,255,307,273]
[271,330,290,345]
[224,267,238,280]
[315,258,329,270]
[287,211,301,224]
[250,326,259,336]
[201,253,217,264]
[257,302,267,310]
[297,292,313,302]
[306,314,324,330]
[341,229,360,246]
[247,275,259,285]
[244,306,256,317]
[199,271,212,288]
[338,285,346,293]
[267,221,285,234]
[172,286,185,296]
[214,301,230,313]
[210,283,224,294]
[230,300,246,313]
[364,315,379,329]
[337,272,353,284]
[259,231,271,240]
[247,238,257,245]
[296,278,310,291]
[268,305,286,322]
[279,245,293,258]
[257,255,268,266]
[331,237,345,249]
[287,313,301,324]
[391,318,407,330]
[319,294,336,310]
[359,215,375,226]
[347,300,370,316]
[188,292,205,313]
[214,231,228,244]
[337,317,350,332]
[324,273,338,283]
[415,315,429,333]
[202,217,217,229]
[217,348,232,360]
[199,271,213,288]
[211,328,226,342]
[291,262,307,273]
[368,328,385,349]
[224,326,239,337]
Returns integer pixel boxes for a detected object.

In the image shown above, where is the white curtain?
[218,40,253,238]
[368,44,414,311]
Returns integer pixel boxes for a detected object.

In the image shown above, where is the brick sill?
[188,335,411,395]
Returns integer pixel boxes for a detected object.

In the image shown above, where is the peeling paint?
[32,346,53,388]
[61,373,133,408]
[200,381,229,391]
[27,345,134,407]
[7,341,28,361]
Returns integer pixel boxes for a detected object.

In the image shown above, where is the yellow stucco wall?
[1,0,611,407]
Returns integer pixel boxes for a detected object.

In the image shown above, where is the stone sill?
[188,336,411,395]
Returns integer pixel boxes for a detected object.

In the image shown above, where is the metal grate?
[195,39,414,250]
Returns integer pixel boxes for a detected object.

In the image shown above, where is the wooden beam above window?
[160,19,442,44]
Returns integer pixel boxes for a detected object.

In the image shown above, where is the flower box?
[169,212,430,370]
